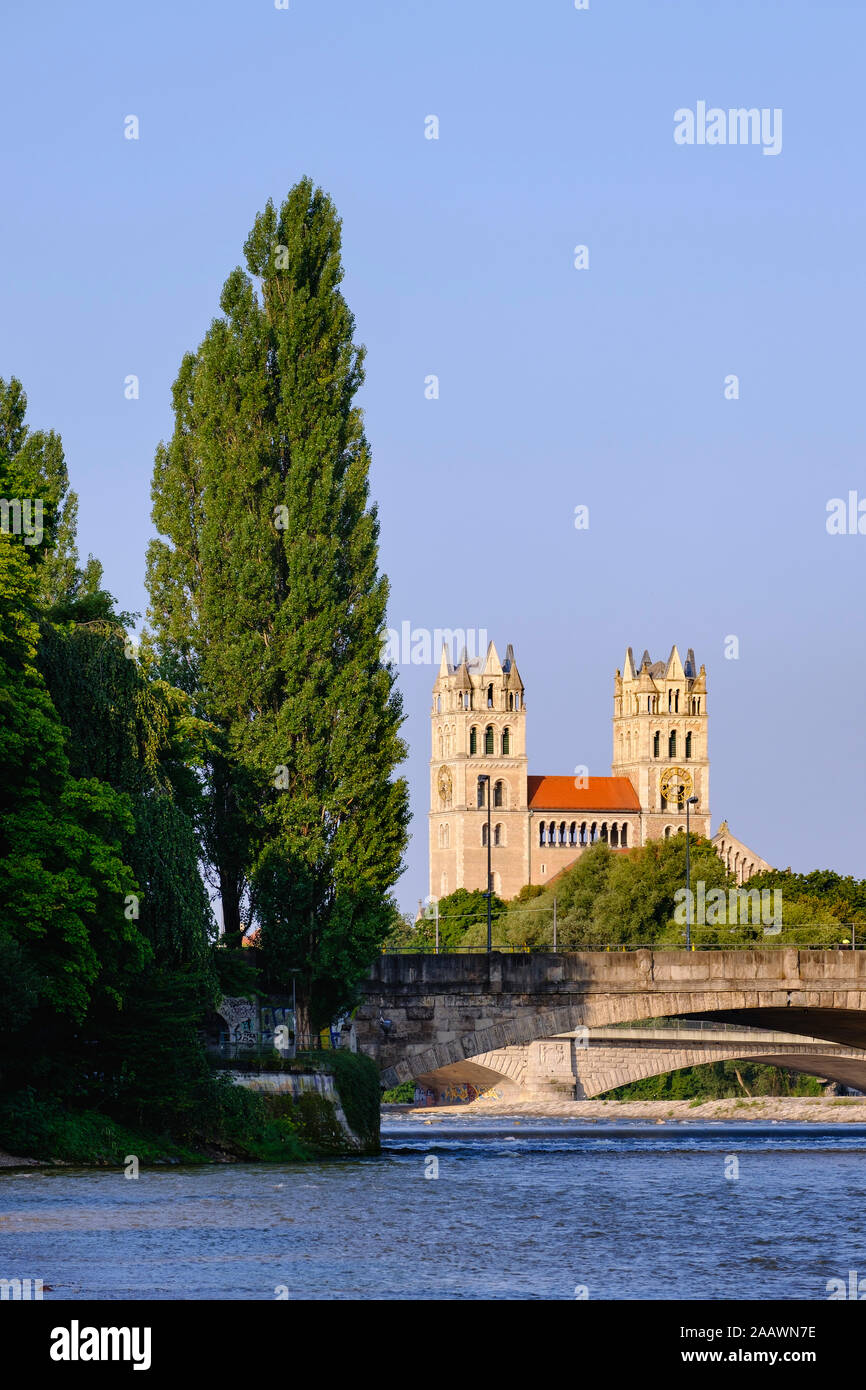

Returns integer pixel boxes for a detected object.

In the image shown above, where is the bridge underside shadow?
[689,1008,866,1048]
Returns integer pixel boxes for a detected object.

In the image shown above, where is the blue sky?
[2,0,864,913]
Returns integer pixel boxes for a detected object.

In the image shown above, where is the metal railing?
[383,927,861,955]
[207,1033,347,1065]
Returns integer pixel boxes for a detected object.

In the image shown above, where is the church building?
[429,641,769,902]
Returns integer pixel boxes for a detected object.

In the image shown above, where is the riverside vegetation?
[0,180,407,1165]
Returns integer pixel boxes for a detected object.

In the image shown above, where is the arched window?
[675,689,680,712]
[469,726,477,755]
[508,692,514,711]
[539,822,546,846]
[668,730,676,757]
[621,822,628,848]
[436,696,441,713]
[569,821,577,846]
[549,821,556,846]
[647,697,652,712]
[514,693,520,710]
[557,821,565,845]
[664,826,671,838]
[482,823,489,848]
[685,732,692,759]
[600,822,608,842]
[653,731,660,758]
[668,690,672,712]
[477,778,486,808]
[487,684,494,709]
[579,821,587,845]
[484,725,494,755]
[438,730,444,758]
[493,780,504,808]
[438,824,443,848]
[494,823,502,847]
[502,728,510,755]
[610,824,619,847]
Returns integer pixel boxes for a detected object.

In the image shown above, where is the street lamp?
[685,794,699,951]
[479,774,492,952]
[288,969,299,1057]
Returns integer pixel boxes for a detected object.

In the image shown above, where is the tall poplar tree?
[147,179,409,1029]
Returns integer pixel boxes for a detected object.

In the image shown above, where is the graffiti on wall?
[260,1005,294,1047]
[413,1083,505,1106]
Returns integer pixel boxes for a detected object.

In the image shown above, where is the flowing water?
[2,1120,865,1300]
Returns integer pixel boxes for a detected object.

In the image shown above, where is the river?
[2,1120,864,1300]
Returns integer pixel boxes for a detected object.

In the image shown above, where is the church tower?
[611,645,710,842]
[429,640,529,901]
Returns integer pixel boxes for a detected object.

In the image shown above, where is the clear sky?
[2,0,864,914]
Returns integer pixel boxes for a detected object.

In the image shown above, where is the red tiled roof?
[527,775,641,812]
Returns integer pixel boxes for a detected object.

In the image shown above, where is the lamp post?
[479,774,492,952]
[685,794,699,951]
[288,969,298,1058]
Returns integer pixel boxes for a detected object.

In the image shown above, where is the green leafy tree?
[147,179,409,1031]
[0,380,150,1049]
[0,532,147,1041]
[429,888,508,950]
[496,836,732,948]
[595,835,729,945]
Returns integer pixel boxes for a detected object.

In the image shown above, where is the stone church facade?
[429,640,769,902]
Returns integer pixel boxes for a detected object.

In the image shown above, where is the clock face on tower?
[659,766,693,806]
[437,767,452,806]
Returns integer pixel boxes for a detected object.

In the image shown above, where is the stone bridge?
[355,950,866,1090]
[413,1026,866,1101]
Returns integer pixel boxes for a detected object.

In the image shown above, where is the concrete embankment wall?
[231,1071,368,1151]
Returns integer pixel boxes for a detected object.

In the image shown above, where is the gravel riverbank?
[383,1096,866,1123]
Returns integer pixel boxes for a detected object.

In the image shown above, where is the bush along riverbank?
[221,1051,381,1156]
[0,1053,380,1167]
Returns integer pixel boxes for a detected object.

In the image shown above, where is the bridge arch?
[578,1047,866,1100]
